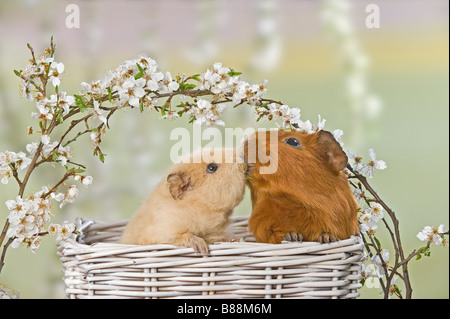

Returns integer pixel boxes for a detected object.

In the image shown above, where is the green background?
[0,0,448,298]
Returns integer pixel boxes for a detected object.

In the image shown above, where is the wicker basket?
[57,216,364,299]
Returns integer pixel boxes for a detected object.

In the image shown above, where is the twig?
[0,238,13,274]
[347,164,412,298]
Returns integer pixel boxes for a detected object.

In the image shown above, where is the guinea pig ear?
[317,130,348,172]
[167,172,193,200]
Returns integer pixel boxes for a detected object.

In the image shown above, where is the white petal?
[368,148,376,161]
[375,160,387,170]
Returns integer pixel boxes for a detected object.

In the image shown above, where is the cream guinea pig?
[119,148,247,255]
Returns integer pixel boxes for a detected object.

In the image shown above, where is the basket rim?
[59,215,364,256]
[58,216,364,299]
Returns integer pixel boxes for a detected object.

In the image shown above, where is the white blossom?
[57,222,76,241]
[29,237,42,253]
[359,212,378,234]
[353,187,364,204]
[13,152,30,170]
[370,249,390,277]
[332,129,344,146]
[367,202,384,221]
[358,202,384,235]
[360,148,387,178]
[296,115,326,133]
[201,63,228,91]
[4,183,79,252]
[55,92,75,115]
[5,190,53,252]
[0,284,20,299]
[0,151,16,166]
[48,61,64,87]
[40,139,72,167]
[40,134,51,145]
[160,111,180,121]
[48,223,60,236]
[346,150,364,172]
[188,99,226,126]
[0,166,12,184]
[92,101,108,126]
[0,151,32,183]
[90,131,100,147]
[81,175,93,186]
[80,80,109,97]
[19,55,54,101]
[26,142,39,155]
[34,95,56,120]
[417,225,447,246]
[59,185,79,208]
[116,77,146,108]
[158,71,179,93]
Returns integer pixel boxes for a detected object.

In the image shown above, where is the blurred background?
[0,0,448,298]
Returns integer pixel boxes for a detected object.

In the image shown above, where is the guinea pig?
[119,148,248,255]
[243,129,359,244]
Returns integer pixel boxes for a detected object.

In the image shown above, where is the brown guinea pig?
[119,148,247,255]
[243,130,359,244]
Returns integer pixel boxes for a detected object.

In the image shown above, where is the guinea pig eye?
[206,163,218,174]
[284,137,301,149]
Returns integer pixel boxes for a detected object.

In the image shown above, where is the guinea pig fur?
[243,130,359,244]
[119,148,247,255]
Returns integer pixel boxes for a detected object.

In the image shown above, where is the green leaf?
[134,72,143,80]
[107,86,112,103]
[178,82,196,91]
[184,83,196,90]
[229,69,242,77]
[13,70,21,77]
[139,102,144,113]
[192,74,201,82]
[99,153,105,163]
[73,94,87,112]
[75,168,85,174]
[416,253,422,260]
[136,63,144,73]
[134,63,144,80]
[373,236,381,250]
[160,103,170,116]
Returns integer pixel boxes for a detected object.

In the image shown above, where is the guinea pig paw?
[190,235,209,256]
[318,232,337,244]
[283,232,303,243]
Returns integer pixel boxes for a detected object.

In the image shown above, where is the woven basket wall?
[57,216,364,299]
